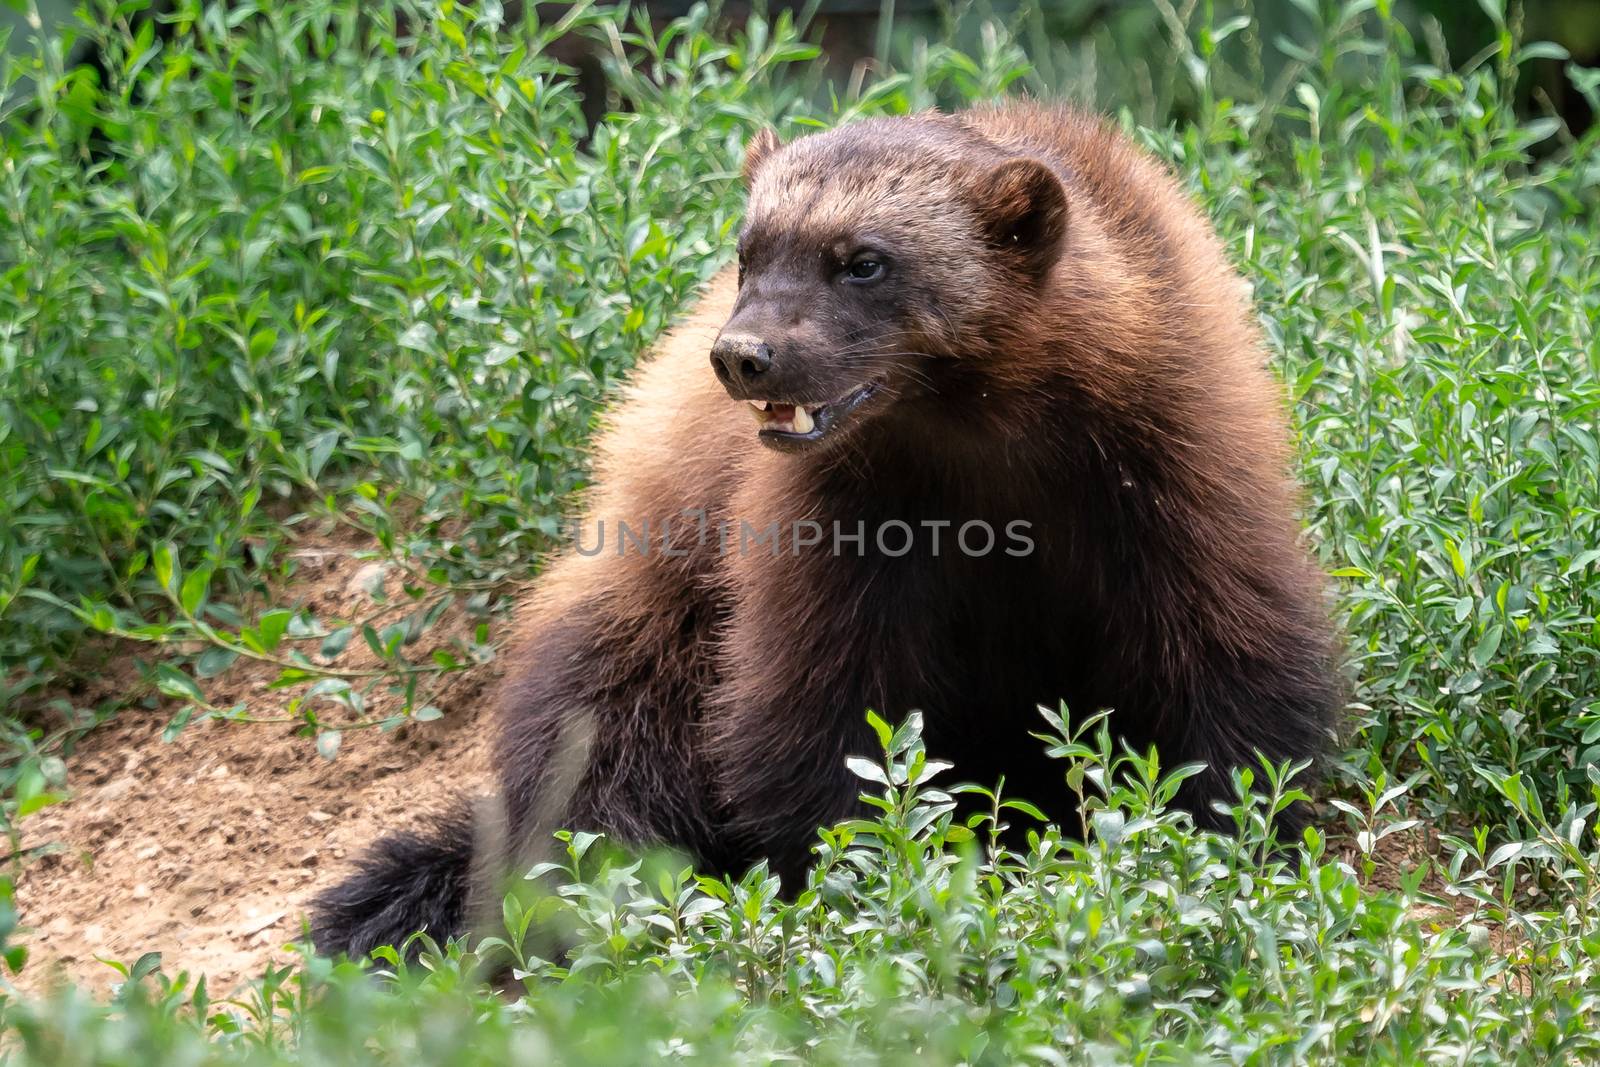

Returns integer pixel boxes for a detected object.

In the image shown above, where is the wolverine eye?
[842,256,886,285]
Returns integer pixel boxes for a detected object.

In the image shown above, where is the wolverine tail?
[311,806,476,961]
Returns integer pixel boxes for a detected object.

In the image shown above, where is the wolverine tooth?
[749,399,766,410]
[792,405,814,434]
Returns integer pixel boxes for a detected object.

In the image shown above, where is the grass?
[1,0,1599,1062]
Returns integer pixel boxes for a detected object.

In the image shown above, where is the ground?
[12,527,501,996]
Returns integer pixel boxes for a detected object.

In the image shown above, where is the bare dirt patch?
[12,524,507,996]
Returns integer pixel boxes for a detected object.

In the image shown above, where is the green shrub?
[9,712,1600,1064]
[0,0,780,681]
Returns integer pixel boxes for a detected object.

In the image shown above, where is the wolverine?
[312,102,1340,959]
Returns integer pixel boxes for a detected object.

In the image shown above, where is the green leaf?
[248,329,278,361]
[866,710,892,753]
[321,626,355,660]
[351,141,389,179]
[180,568,211,617]
[153,543,177,592]
[127,952,163,982]
[194,645,240,678]
[397,322,437,352]
[163,705,197,741]
[256,609,291,653]
[1471,625,1503,669]
[155,664,205,703]
[1001,799,1048,821]
[845,757,890,786]
[16,776,66,818]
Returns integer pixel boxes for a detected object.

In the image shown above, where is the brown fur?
[313,102,1339,958]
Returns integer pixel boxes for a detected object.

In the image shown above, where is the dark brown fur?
[312,102,1339,959]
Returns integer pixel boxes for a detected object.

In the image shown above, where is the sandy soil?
[12,525,504,997]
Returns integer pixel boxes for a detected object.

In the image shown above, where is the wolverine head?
[710,114,1069,452]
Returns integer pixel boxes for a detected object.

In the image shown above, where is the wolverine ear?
[742,126,782,186]
[973,158,1068,275]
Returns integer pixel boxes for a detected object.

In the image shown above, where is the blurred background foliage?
[7,0,1598,137]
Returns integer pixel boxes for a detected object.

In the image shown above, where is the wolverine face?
[710,219,901,452]
[710,117,1068,453]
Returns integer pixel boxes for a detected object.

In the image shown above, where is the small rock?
[242,910,285,936]
[347,562,387,601]
[131,884,151,900]
[307,811,333,823]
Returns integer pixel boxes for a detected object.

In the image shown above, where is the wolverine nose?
[710,335,772,391]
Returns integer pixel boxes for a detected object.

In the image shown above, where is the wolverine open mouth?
[747,382,880,451]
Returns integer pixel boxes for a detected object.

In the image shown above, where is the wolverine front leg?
[705,547,915,886]
[1140,630,1337,838]
[491,556,744,880]
[705,687,879,886]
